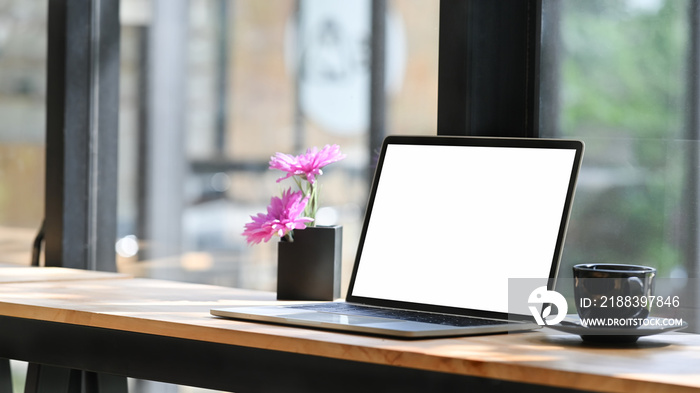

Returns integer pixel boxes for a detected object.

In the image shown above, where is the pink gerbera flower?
[269,144,346,184]
[242,189,314,245]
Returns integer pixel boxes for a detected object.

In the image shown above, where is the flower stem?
[284,230,294,242]
[293,177,303,193]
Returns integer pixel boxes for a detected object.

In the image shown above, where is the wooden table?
[0,266,130,283]
[0,271,698,393]
[0,266,131,392]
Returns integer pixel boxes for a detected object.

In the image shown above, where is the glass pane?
[0,1,46,266]
[118,0,439,294]
[541,0,689,279]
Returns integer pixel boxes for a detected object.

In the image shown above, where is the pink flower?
[242,189,314,245]
[269,144,346,184]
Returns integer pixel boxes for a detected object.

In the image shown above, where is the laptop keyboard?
[285,303,513,327]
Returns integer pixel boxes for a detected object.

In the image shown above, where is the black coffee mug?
[573,264,656,325]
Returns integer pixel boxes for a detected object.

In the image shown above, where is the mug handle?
[625,276,650,319]
[625,276,645,297]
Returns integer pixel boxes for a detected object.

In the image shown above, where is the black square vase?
[277,225,342,301]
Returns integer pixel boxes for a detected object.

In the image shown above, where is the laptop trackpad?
[284,312,395,326]
[284,312,457,331]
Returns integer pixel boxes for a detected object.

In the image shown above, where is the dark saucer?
[547,315,688,343]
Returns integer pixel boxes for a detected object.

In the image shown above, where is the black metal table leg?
[24,363,80,393]
[0,358,12,392]
[24,363,127,393]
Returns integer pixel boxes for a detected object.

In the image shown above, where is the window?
[541,0,692,280]
[0,1,46,266]
[117,0,440,294]
[540,0,699,330]
[432,0,698,330]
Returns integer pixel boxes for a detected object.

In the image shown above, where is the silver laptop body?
[212,135,584,338]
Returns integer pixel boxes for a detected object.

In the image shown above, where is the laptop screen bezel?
[344,135,584,322]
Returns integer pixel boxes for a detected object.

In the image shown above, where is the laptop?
[212,135,584,338]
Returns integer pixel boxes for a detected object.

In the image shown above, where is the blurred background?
[0,0,696,305]
[115,0,439,294]
[0,0,440,295]
[0,0,699,390]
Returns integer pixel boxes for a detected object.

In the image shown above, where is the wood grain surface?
[0,272,697,393]
[0,266,130,283]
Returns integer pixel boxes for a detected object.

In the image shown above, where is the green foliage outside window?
[553,0,689,277]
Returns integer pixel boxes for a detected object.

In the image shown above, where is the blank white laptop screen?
[351,144,578,314]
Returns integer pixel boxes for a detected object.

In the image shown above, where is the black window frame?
[44,0,120,271]
[437,0,541,138]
